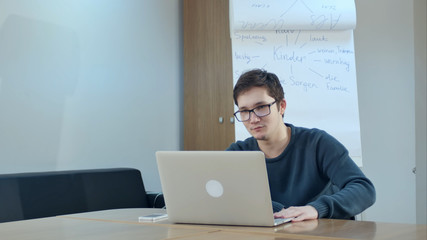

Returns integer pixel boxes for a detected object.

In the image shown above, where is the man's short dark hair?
[233,69,284,106]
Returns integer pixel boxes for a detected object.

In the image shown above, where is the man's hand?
[274,206,318,222]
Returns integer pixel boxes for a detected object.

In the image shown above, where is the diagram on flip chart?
[230,0,362,165]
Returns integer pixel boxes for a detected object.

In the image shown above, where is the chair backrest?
[0,168,149,223]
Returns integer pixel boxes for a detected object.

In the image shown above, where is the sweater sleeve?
[272,201,285,213]
[307,132,376,219]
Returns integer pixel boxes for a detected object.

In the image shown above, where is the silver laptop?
[156,151,293,227]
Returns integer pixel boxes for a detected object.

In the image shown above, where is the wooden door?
[183,0,235,150]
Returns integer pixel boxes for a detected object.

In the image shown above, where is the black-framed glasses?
[234,101,277,122]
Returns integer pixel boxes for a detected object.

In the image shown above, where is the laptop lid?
[156,151,291,227]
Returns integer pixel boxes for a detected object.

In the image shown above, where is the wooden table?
[0,208,425,240]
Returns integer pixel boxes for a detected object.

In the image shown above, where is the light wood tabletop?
[1,208,425,240]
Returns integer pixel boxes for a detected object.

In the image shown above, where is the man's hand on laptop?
[273,206,318,222]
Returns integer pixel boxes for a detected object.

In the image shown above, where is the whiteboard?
[230,0,362,166]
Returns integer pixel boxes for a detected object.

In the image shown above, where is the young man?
[227,69,375,222]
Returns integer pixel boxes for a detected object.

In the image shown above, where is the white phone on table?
[138,213,168,222]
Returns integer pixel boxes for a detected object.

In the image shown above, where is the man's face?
[236,87,285,141]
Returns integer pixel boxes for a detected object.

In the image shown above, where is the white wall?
[0,0,182,192]
[354,0,425,224]
[414,0,427,225]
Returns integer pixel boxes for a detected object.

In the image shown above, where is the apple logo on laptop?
[205,180,224,198]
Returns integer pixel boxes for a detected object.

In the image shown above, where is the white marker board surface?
[230,0,362,166]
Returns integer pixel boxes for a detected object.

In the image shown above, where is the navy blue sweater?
[227,123,376,219]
